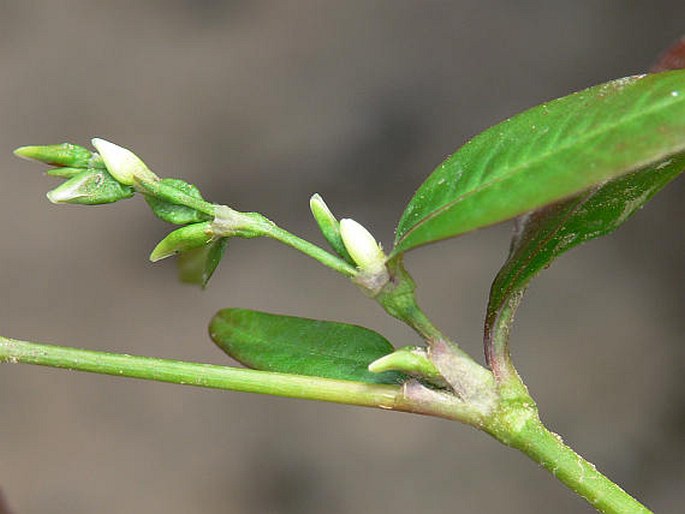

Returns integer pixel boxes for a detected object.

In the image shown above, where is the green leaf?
[145,178,211,225]
[209,309,405,384]
[393,71,685,255]
[484,153,685,367]
[177,237,228,288]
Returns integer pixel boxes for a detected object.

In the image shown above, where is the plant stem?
[483,395,651,508]
[484,290,524,382]
[133,182,357,285]
[0,336,402,410]
[136,176,357,277]
[376,258,497,409]
[137,179,217,217]
[263,224,358,277]
[528,426,651,513]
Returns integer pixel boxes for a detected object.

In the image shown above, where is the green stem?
[376,258,497,408]
[140,177,357,277]
[263,224,358,277]
[0,336,402,410]
[487,409,652,514]
[137,179,217,217]
[484,290,524,382]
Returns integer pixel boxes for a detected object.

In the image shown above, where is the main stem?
[0,336,403,410]
[485,403,652,514]
[376,260,651,513]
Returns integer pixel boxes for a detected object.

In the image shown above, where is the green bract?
[149,222,214,262]
[209,309,405,384]
[309,193,355,264]
[145,178,211,225]
[177,238,228,288]
[46,169,134,205]
[393,71,685,255]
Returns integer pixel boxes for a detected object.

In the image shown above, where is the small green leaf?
[393,71,685,255]
[14,143,96,168]
[484,153,685,366]
[177,237,228,288]
[46,169,135,205]
[150,222,214,262]
[145,178,211,225]
[209,309,405,384]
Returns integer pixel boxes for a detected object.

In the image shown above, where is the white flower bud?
[91,138,159,186]
[339,218,386,273]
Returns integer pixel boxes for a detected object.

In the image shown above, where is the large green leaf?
[484,153,685,366]
[209,309,405,384]
[393,70,685,255]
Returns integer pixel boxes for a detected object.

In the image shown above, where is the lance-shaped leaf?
[484,153,685,371]
[209,309,405,384]
[393,70,685,256]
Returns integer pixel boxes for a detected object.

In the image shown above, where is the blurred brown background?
[0,1,683,513]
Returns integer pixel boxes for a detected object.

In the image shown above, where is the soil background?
[0,2,683,513]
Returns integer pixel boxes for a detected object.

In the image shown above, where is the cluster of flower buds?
[309,193,389,291]
[16,139,391,290]
[15,138,228,287]
[14,142,136,205]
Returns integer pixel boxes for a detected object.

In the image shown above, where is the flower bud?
[309,193,354,264]
[14,143,94,168]
[339,218,387,273]
[91,138,159,186]
[149,222,214,262]
[46,169,135,205]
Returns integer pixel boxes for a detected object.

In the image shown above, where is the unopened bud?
[339,218,387,273]
[14,143,94,168]
[46,169,134,205]
[149,222,214,262]
[309,193,354,264]
[91,138,159,186]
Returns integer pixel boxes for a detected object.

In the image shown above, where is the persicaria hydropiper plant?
[4,40,685,513]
